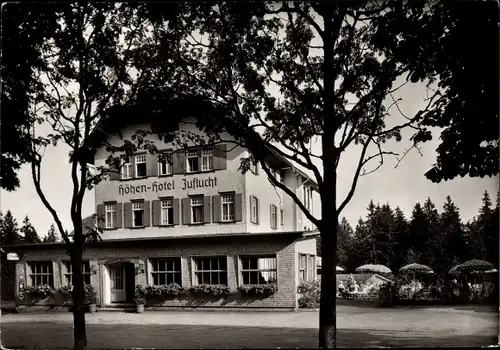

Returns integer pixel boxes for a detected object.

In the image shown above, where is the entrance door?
[109,264,126,303]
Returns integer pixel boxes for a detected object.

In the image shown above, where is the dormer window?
[186,150,200,173]
[135,155,147,177]
[186,147,214,173]
[121,159,132,179]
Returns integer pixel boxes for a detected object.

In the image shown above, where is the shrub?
[21,285,55,297]
[84,285,97,305]
[189,284,231,297]
[297,280,320,309]
[238,284,278,296]
[145,283,185,298]
[134,285,146,305]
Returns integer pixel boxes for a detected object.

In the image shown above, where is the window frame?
[250,196,258,224]
[239,255,278,286]
[62,260,91,285]
[192,256,228,286]
[121,158,132,180]
[307,255,316,282]
[201,148,214,172]
[186,149,200,173]
[190,196,204,224]
[270,204,277,229]
[149,257,182,286]
[28,261,54,287]
[160,198,174,226]
[105,203,116,229]
[135,154,147,178]
[299,254,307,282]
[158,152,173,176]
[132,201,145,227]
[221,193,235,222]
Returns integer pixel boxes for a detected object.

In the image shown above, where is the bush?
[145,283,185,298]
[21,285,55,297]
[297,280,320,309]
[238,284,278,296]
[134,285,146,305]
[189,284,231,297]
[84,285,97,305]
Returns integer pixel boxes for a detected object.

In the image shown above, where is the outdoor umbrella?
[456,259,494,273]
[355,264,392,274]
[336,266,344,272]
[399,263,434,282]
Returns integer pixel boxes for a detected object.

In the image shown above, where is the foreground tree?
[376,1,499,182]
[21,216,41,244]
[128,3,464,346]
[4,4,152,349]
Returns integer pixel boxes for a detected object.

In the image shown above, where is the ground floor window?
[150,258,182,285]
[299,254,316,282]
[63,261,91,285]
[240,255,277,285]
[28,262,54,287]
[193,256,227,285]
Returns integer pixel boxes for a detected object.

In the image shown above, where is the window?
[28,262,54,287]
[158,153,172,176]
[193,257,227,285]
[121,158,132,179]
[270,204,277,229]
[221,194,235,222]
[191,196,204,223]
[132,202,145,227]
[240,256,277,285]
[201,148,213,171]
[105,204,116,229]
[150,258,182,285]
[186,150,199,173]
[161,199,174,225]
[280,208,284,226]
[135,154,147,177]
[303,186,307,209]
[63,261,91,285]
[250,196,259,224]
[307,255,315,281]
[299,254,306,282]
[250,158,258,174]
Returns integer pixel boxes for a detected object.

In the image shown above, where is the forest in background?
[318,190,499,278]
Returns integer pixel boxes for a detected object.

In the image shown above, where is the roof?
[0,230,307,250]
[88,100,319,191]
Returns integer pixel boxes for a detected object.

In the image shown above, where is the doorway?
[108,262,135,303]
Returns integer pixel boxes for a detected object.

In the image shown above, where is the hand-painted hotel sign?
[118,177,218,195]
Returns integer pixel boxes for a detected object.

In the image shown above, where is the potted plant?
[134,285,146,313]
[84,284,98,313]
[189,284,231,298]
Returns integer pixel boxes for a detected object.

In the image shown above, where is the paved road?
[1,305,497,348]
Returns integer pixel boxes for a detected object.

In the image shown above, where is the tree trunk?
[71,248,87,350]
[318,215,338,348]
[319,3,340,348]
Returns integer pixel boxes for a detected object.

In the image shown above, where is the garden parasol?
[456,259,494,273]
[336,266,344,272]
[355,264,392,274]
[399,263,434,282]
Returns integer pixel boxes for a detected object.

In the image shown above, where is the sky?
[1,8,498,238]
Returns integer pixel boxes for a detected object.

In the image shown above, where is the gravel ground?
[1,305,497,348]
